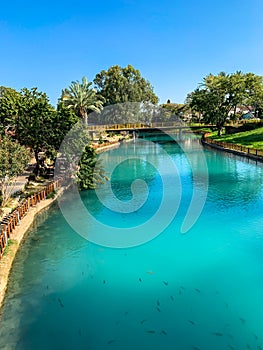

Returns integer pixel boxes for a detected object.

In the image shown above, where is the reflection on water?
[0,132,263,350]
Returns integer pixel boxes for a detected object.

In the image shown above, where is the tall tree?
[61,77,104,125]
[160,102,189,121]
[242,72,263,117]
[0,135,29,207]
[94,64,159,106]
[93,65,158,124]
[187,71,263,136]
[0,86,21,135]
[15,88,56,175]
[77,144,107,190]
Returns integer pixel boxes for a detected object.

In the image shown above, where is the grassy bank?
[209,126,263,150]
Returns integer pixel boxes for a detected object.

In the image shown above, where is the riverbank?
[0,139,126,310]
[201,136,263,163]
[0,187,65,309]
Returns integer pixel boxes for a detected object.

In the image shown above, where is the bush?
[46,190,56,199]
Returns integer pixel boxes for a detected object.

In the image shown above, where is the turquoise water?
[1,134,263,349]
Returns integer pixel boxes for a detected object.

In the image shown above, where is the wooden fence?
[202,137,263,159]
[0,177,64,259]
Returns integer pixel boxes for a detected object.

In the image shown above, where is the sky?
[1,0,263,107]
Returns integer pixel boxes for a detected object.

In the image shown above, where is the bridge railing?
[0,177,65,259]
[88,121,191,131]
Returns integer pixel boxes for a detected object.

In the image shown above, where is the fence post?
[17,211,20,225]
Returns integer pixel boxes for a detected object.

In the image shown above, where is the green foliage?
[3,239,16,256]
[15,88,56,175]
[0,135,30,206]
[77,144,107,190]
[93,65,159,124]
[160,103,189,121]
[0,86,21,134]
[94,64,159,106]
[61,77,104,125]
[187,71,263,136]
[51,102,79,150]
[46,190,56,199]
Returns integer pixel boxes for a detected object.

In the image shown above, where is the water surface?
[0,134,263,350]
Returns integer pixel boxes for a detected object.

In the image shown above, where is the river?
[0,132,263,350]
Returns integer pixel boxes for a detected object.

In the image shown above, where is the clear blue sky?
[1,0,263,106]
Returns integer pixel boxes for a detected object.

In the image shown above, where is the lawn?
[209,126,263,150]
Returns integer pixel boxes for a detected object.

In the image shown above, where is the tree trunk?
[34,148,40,177]
[84,112,88,126]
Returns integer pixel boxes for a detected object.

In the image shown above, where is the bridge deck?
[88,122,210,132]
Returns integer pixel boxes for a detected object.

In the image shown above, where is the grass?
[2,239,17,257]
[209,126,263,150]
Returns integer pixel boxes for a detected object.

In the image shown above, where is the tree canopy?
[187,71,263,135]
[15,88,58,175]
[94,64,159,106]
[61,77,104,125]
[0,135,29,206]
[0,86,21,134]
[76,144,108,190]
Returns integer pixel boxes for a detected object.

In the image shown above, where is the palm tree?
[61,77,104,125]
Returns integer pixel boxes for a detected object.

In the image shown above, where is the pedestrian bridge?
[88,121,207,132]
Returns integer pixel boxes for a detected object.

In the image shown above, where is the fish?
[253,334,258,340]
[180,286,185,290]
[147,271,154,275]
[57,298,64,308]
[139,278,142,282]
[194,288,201,293]
[124,311,128,316]
[227,334,234,339]
[160,330,167,335]
[157,300,160,306]
[163,281,168,286]
[107,339,116,344]
[246,345,252,349]
[170,295,174,301]
[239,317,246,324]
[103,280,106,284]
[192,346,200,350]
[140,319,147,324]
[228,345,234,349]
[156,307,161,312]
[188,320,195,325]
[211,332,223,336]
[78,329,82,336]
[146,330,156,334]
